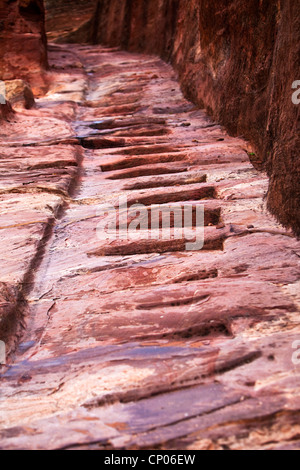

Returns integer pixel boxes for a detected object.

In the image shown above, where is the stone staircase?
[0,44,299,450]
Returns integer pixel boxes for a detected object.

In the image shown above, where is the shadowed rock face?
[0,0,48,94]
[5,79,35,109]
[45,0,96,43]
[85,0,299,236]
[0,43,299,450]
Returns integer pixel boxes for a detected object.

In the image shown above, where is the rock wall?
[91,0,300,236]
[45,0,96,43]
[0,0,48,95]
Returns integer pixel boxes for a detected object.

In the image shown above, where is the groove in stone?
[100,153,187,171]
[125,185,217,206]
[117,204,221,228]
[123,172,207,190]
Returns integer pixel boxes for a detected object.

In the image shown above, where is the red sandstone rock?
[5,80,35,109]
[90,0,300,236]
[0,45,299,450]
[0,102,15,122]
[0,0,48,94]
[45,0,96,43]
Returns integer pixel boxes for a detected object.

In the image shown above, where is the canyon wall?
[0,0,48,96]
[90,0,300,236]
[45,0,96,42]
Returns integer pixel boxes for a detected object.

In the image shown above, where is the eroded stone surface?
[91,0,300,236]
[0,102,15,122]
[0,0,48,94]
[4,80,35,110]
[0,44,299,451]
[45,0,96,43]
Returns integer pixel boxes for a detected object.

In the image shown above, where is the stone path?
[0,44,300,450]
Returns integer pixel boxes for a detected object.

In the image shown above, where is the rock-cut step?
[124,183,217,206]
